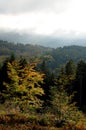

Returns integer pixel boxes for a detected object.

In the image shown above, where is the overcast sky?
[0,0,86,38]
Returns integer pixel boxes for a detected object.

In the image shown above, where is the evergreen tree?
[75,60,86,108]
[65,59,76,75]
[57,66,75,95]
[40,60,56,108]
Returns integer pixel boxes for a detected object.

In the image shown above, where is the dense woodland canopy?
[0,55,86,125]
[1,40,86,69]
[0,40,86,129]
[0,40,52,62]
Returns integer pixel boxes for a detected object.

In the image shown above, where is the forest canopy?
[0,42,86,129]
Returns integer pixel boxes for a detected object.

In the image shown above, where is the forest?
[1,40,86,69]
[0,54,86,130]
[0,41,86,129]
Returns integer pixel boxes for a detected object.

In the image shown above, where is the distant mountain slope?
[0,40,52,62]
[1,31,86,48]
[42,45,86,70]
[0,40,86,70]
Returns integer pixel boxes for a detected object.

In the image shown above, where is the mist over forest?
[0,31,86,48]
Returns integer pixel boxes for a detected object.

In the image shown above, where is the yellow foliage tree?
[3,59,44,112]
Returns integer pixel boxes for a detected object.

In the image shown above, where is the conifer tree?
[75,60,86,108]
[65,59,76,76]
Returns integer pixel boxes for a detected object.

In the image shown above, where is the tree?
[9,53,16,63]
[57,65,75,96]
[75,60,86,108]
[1,59,44,112]
[50,86,84,126]
[40,60,56,108]
[65,59,76,76]
[19,57,27,68]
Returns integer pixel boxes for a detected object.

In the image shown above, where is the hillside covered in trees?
[0,41,86,129]
[41,45,86,70]
[1,40,86,71]
[0,55,86,129]
[0,40,52,62]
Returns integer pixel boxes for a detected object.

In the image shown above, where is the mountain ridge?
[0,31,86,48]
[0,40,86,70]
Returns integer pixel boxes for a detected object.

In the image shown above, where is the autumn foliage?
[0,56,86,129]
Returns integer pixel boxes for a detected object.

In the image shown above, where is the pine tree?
[65,59,76,76]
[75,60,86,108]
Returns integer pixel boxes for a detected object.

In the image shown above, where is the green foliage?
[65,59,76,75]
[56,66,75,96]
[1,40,86,72]
[0,55,86,129]
[40,60,56,108]
[41,45,86,72]
[75,60,86,108]
[0,40,52,63]
[50,86,85,126]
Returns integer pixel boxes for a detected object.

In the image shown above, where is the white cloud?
[0,0,70,14]
[0,0,86,38]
